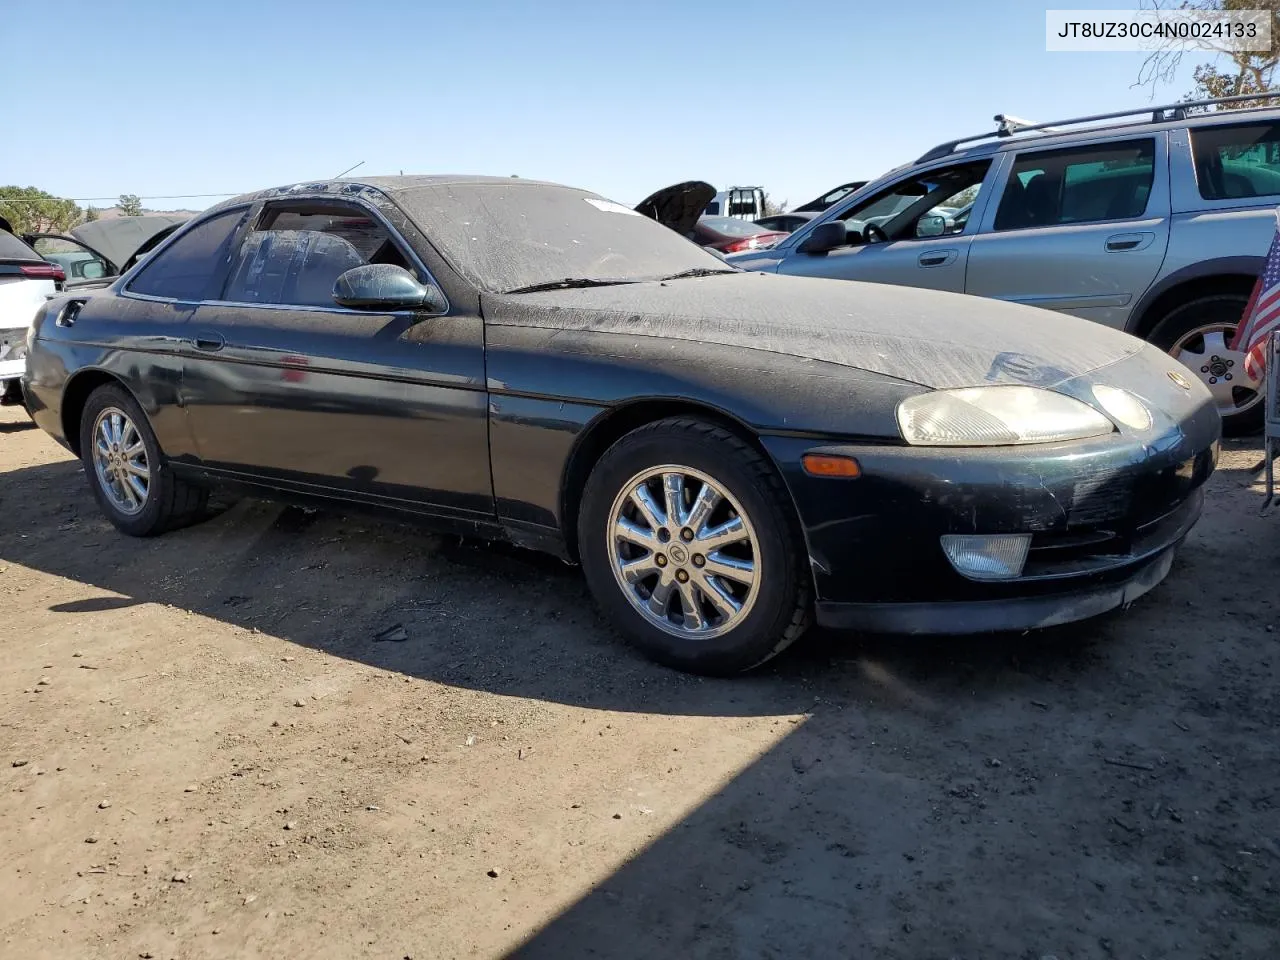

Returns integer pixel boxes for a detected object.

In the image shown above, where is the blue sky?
[8,0,1202,210]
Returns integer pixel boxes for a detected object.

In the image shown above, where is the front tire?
[78,384,208,537]
[578,417,810,675]
[1148,293,1263,436]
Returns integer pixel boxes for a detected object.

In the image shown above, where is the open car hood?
[633,181,716,238]
[69,215,190,271]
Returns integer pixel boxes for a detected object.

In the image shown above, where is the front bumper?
[814,505,1187,634]
[760,395,1219,633]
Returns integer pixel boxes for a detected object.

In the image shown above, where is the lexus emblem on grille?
[1167,369,1192,390]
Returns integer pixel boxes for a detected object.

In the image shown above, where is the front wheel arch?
[576,416,812,673]
[560,399,777,563]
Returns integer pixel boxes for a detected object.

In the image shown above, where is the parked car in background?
[23,175,1220,675]
[0,219,61,407]
[753,181,876,235]
[25,214,189,291]
[694,216,788,253]
[753,211,815,233]
[792,180,869,213]
[729,97,1280,433]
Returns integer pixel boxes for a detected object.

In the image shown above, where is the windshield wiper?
[654,267,739,281]
[503,277,639,294]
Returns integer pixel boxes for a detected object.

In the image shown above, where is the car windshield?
[393,182,731,294]
[700,217,771,237]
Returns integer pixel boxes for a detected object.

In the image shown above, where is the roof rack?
[915,92,1280,164]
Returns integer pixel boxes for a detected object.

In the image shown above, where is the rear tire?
[1148,293,1262,436]
[0,378,23,406]
[577,417,811,675]
[78,384,208,537]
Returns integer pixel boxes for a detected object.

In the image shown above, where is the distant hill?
[90,206,202,220]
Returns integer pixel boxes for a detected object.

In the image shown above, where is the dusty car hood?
[70,215,189,271]
[487,272,1146,390]
[634,181,716,238]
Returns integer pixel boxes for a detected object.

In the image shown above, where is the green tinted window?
[1191,122,1280,200]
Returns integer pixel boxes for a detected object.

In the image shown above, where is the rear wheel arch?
[1129,272,1256,341]
[559,399,781,564]
[61,371,138,457]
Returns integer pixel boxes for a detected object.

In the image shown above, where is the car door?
[26,235,117,288]
[775,159,998,293]
[964,134,1171,330]
[108,207,256,461]
[178,198,492,519]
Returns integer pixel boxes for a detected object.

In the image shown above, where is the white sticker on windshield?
[585,198,641,216]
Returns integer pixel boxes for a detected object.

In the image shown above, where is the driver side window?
[832,161,991,245]
[220,205,413,309]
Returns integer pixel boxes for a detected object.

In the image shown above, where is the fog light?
[940,534,1032,581]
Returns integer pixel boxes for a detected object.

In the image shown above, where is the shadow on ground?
[2,453,1276,956]
[0,458,1112,717]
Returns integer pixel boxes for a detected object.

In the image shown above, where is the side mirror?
[797,221,847,255]
[332,264,446,312]
[81,261,108,280]
[916,214,947,238]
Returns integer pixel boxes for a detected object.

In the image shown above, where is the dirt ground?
[1,403,1277,960]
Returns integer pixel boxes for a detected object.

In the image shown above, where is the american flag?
[1229,206,1280,381]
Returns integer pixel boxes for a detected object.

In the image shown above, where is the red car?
[692,216,788,253]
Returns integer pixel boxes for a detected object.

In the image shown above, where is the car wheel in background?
[78,384,208,536]
[1149,294,1263,436]
[0,378,26,410]
[577,417,811,675]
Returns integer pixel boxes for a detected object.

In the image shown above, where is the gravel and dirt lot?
[1,403,1277,959]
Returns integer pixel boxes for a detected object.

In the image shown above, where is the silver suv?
[730,96,1280,433]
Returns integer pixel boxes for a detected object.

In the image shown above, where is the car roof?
[910,103,1280,171]
[213,175,580,213]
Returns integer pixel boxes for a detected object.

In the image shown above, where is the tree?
[83,205,100,223]
[762,193,789,216]
[0,186,83,234]
[118,194,144,216]
[943,184,980,208]
[1137,0,1280,110]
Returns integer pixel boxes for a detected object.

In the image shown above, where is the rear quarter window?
[1191,122,1280,200]
[125,207,249,301]
[0,231,41,262]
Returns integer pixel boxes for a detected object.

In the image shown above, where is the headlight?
[897,385,1114,446]
[1091,384,1152,432]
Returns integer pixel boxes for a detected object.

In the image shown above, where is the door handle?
[1105,232,1154,252]
[191,332,225,352]
[918,249,958,267]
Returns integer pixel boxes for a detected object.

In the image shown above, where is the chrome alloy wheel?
[91,406,150,515]
[1170,322,1264,419]
[607,465,759,639]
